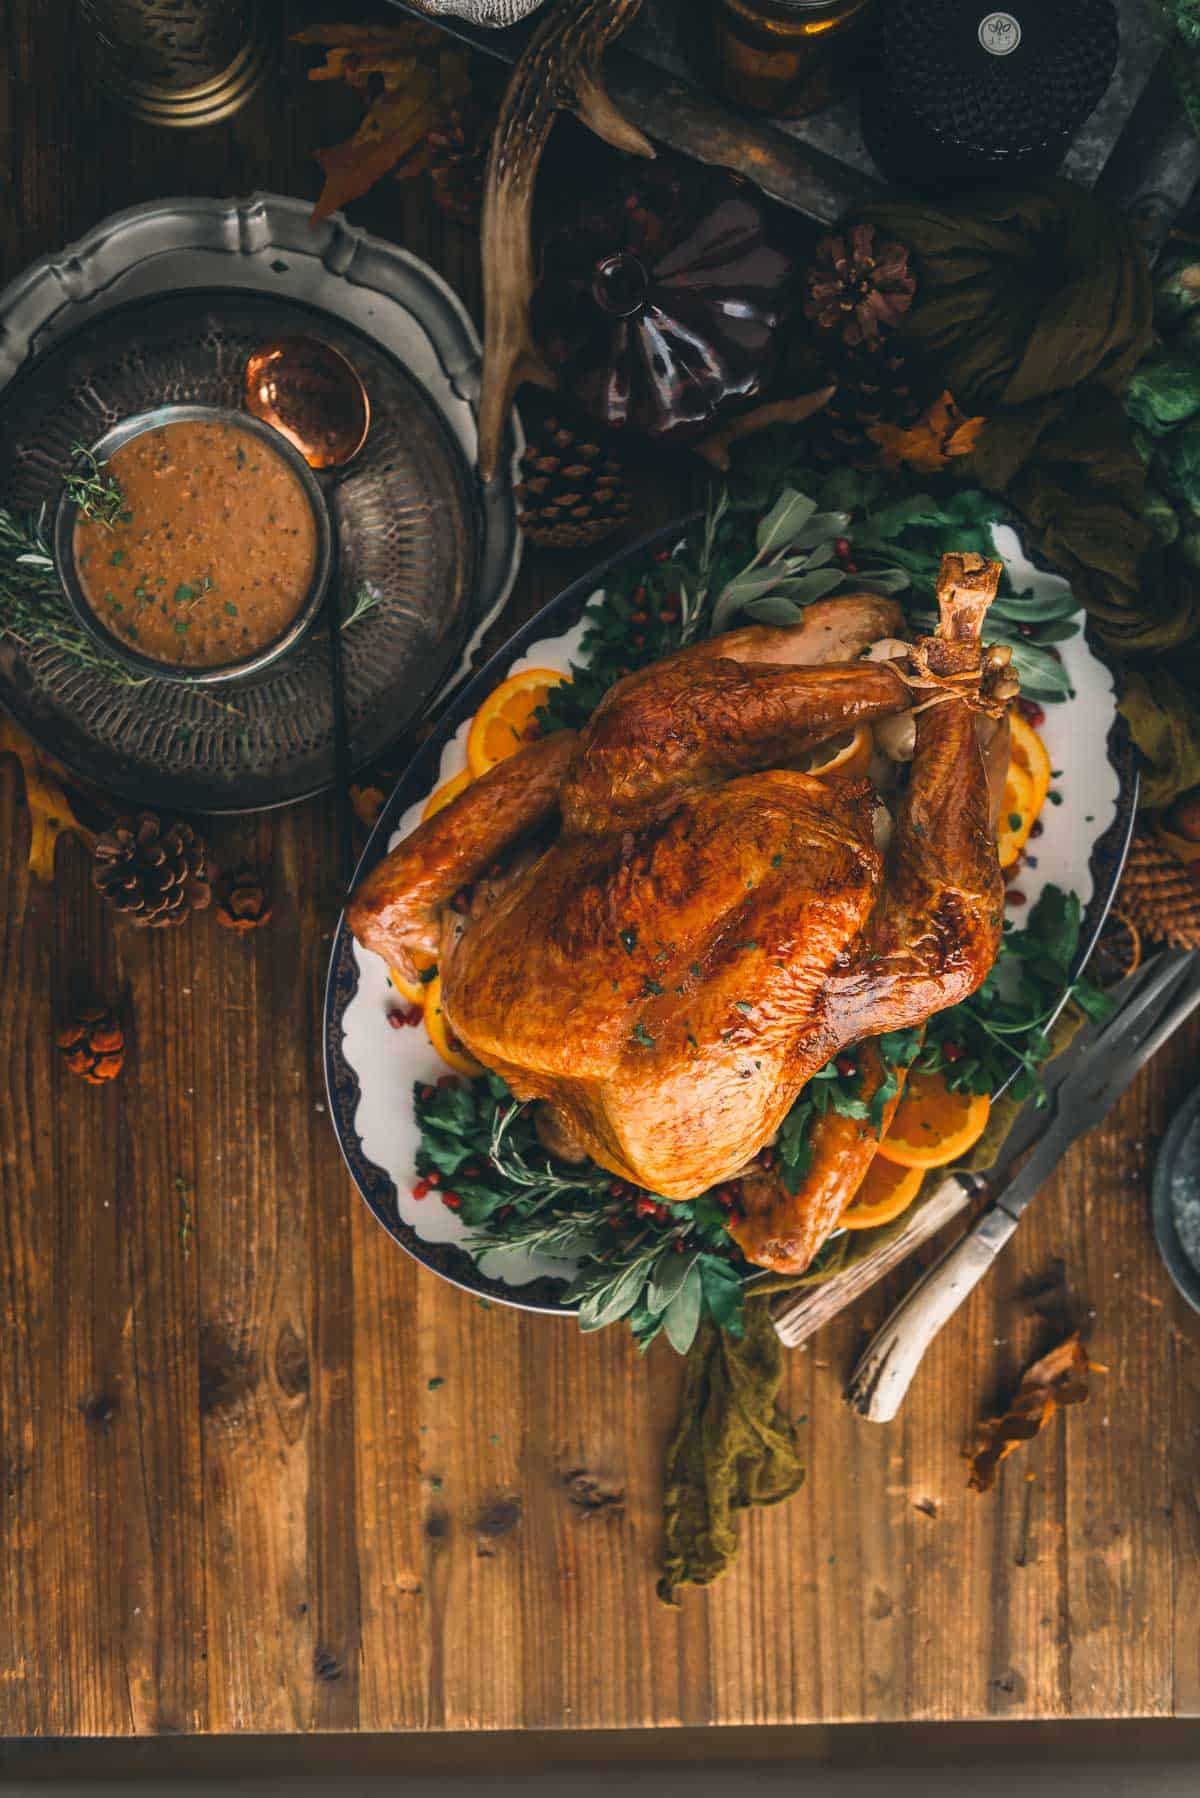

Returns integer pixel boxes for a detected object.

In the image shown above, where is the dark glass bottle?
[712,0,876,118]
[858,1,1120,189]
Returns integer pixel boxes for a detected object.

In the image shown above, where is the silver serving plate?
[0,193,522,812]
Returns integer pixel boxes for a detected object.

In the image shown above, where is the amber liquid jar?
[713,0,876,116]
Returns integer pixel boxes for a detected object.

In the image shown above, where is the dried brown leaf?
[694,388,837,473]
[866,390,985,475]
[0,716,94,880]
[298,25,471,223]
[966,1332,1100,1493]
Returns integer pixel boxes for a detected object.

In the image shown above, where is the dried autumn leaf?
[866,389,985,475]
[966,1332,1101,1493]
[296,24,471,224]
[0,715,94,880]
[695,388,837,473]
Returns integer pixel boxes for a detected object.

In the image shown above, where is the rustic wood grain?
[2,0,1199,1738]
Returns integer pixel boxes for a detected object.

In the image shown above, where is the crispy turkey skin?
[346,570,1016,1272]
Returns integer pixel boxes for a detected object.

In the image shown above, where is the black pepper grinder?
[858,0,1119,191]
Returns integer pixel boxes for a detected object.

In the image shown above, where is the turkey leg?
[561,654,911,835]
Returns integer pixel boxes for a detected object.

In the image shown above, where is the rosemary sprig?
[0,507,147,685]
[341,580,382,630]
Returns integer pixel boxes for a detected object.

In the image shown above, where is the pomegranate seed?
[1017,698,1045,726]
[411,1180,430,1200]
[941,1042,962,1063]
[419,1084,435,1101]
[425,1169,440,1187]
[843,561,859,574]
[608,1181,625,1197]
[759,1147,775,1169]
[655,1203,671,1222]
[630,609,649,624]
[654,549,670,563]
[607,1214,624,1229]
[441,1191,462,1211]
[660,610,679,625]
[631,633,645,648]
[673,1237,686,1253]
[834,537,851,558]
[1030,819,1044,838]
[387,1009,406,1030]
[632,584,647,602]
[1005,887,1027,907]
[635,1196,657,1217]
[835,1056,857,1077]
[462,1162,481,1178]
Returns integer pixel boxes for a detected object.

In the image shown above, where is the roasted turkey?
[347,553,1017,1273]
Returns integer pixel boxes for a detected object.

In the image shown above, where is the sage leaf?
[647,1246,699,1315]
[663,1263,703,1354]
[578,1254,656,1331]
[755,489,817,555]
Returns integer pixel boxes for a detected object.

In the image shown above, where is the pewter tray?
[0,194,522,813]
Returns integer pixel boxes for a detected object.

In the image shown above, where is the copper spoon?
[243,337,370,470]
[243,337,371,885]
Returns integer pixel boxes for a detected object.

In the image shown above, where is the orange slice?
[1009,713,1052,816]
[466,668,569,778]
[877,1069,991,1169]
[998,758,1038,870]
[388,954,435,1007]
[841,1157,925,1230]
[422,767,472,821]
[798,724,874,781]
[423,972,485,1077]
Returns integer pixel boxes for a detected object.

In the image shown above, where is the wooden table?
[2,0,1199,1741]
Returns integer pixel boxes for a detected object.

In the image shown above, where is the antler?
[476,0,654,484]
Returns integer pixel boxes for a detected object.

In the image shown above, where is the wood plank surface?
[2,0,1199,1737]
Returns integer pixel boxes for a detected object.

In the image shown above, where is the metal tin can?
[712,0,876,117]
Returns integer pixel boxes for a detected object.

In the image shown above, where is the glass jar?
[712,0,876,117]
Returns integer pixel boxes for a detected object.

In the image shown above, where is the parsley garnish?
[619,926,638,953]
[630,1021,656,1048]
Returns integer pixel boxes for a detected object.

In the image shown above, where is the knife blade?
[986,949,1200,1219]
[844,948,1200,1422]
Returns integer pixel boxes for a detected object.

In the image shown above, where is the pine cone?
[1117,832,1200,951]
[427,98,496,227]
[215,863,272,933]
[92,813,212,929]
[814,341,928,466]
[57,1002,125,1084]
[515,419,632,549]
[803,224,915,348]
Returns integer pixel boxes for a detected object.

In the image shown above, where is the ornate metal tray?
[0,193,522,812]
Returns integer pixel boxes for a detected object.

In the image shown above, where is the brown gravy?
[73,418,318,668]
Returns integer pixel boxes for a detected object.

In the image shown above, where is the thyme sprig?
[62,443,129,531]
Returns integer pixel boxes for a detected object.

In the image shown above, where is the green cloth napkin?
[658,1010,1083,1601]
[858,182,1200,807]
